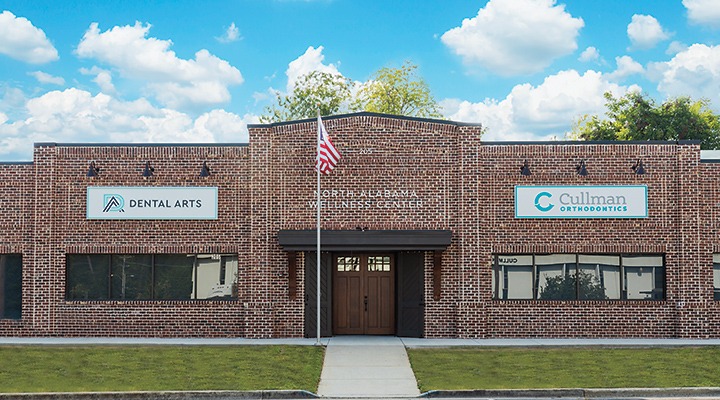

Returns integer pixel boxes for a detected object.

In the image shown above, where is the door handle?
[364,296,368,312]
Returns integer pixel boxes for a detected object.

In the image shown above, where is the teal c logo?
[102,194,125,213]
[534,191,554,212]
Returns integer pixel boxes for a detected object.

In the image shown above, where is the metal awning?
[277,229,452,251]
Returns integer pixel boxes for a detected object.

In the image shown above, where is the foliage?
[260,62,442,122]
[539,270,607,300]
[572,91,720,149]
[350,61,443,118]
[0,346,324,392]
[408,347,720,391]
[260,71,352,123]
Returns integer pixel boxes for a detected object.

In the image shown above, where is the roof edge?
[0,161,33,165]
[34,142,249,148]
[483,139,702,146]
[247,111,483,129]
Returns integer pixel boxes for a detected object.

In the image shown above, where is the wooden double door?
[333,254,395,335]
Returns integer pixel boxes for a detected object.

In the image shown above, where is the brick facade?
[1,112,719,338]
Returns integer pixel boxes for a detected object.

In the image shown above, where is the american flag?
[316,115,340,174]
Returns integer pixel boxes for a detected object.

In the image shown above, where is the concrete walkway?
[317,336,420,398]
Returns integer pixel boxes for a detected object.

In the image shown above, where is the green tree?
[260,71,352,123]
[572,92,720,149]
[260,62,443,122]
[351,61,442,118]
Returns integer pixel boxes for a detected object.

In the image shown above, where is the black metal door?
[304,252,332,337]
[397,252,425,337]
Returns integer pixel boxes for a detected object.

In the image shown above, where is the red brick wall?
[252,115,717,339]
[3,112,720,338]
[248,115,479,338]
[6,144,251,337]
[700,160,720,338]
[474,142,706,338]
[0,162,33,336]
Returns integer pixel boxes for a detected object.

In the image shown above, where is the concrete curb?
[421,389,584,398]
[421,387,720,398]
[4,388,720,399]
[0,391,319,400]
[585,387,720,398]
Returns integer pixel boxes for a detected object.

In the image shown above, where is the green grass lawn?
[0,346,324,393]
[408,346,720,391]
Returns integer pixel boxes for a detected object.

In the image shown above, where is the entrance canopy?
[277,230,452,252]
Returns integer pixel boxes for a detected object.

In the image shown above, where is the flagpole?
[316,112,322,345]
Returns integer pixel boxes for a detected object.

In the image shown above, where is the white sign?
[515,185,648,219]
[87,187,218,220]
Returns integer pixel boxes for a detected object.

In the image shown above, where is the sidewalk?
[3,336,720,346]
[317,336,420,398]
[401,337,720,347]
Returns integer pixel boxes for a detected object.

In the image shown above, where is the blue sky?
[1,0,720,160]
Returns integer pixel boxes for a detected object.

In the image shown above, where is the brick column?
[675,142,708,338]
[247,126,275,338]
[456,125,485,338]
[28,144,62,335]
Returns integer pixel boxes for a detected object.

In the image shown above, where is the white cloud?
[93,70,115,94]
[0,88,253,160]
[627,14,670,50]
[216,22,241,43]
[0,10,58,64]
[75,22,243,108]
[579,47,600,63]
[285,46,342,92]
[666,41,688,56]
[607,56,644,81]
[193,109,257,143]
[683,0,720,28]
[252,90,271,104]
[28,71,65,85]
[440,0,584,76]
[442,70,634,140]
[80,66,116,93]
[651,44,720,109]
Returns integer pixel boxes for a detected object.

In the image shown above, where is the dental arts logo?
[102,194,124,213]
[534,191,554,212]
[516,186,648,219]
[87,187,218,220]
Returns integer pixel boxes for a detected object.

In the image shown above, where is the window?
[66,254,238,301]
[0,254,22,319]
[492,253,664,301]
[368,256,391,272]
[493,255,533,299]
[579,255,621,300]
[536,254,577,300]
[337,256,360,272]
[623,255,664,300]
[712,254,720,301]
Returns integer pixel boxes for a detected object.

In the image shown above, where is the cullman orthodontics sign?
[515,185,648,219]
[87,187,218,220]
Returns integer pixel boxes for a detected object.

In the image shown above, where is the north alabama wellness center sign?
[515,185,648,219]
[87,187,218,220]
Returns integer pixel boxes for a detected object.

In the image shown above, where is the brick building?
[1,112,719,338]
